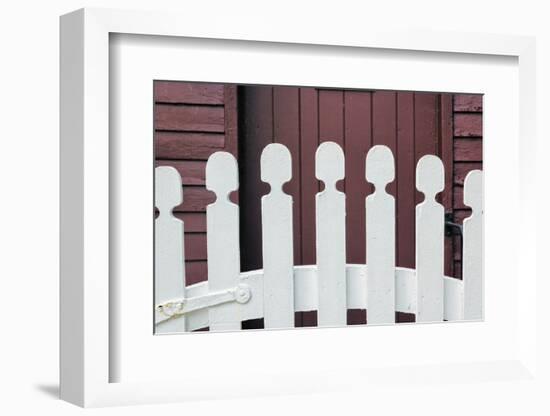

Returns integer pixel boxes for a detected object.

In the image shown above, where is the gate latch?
[445,212,463,237]
[155,283,251,324]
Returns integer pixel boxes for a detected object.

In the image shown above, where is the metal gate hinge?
[155,283,251,324]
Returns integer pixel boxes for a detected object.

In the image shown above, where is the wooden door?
[238,86,455,325]
[154,81,238,286]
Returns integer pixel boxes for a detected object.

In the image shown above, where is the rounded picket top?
[261,143,292,189]
[416,155,444,198]
[155,166,182,212]
[464,170,483,213]
[206,151,239,199]
[366,145,395,189]
[315,141,345,188]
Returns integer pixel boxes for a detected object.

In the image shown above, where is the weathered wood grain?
[155,104,224,132]
[154,82,224,104]
[454,162,483,186]
[396,92,415,271]
[183,233,207,260]
[453,94,483,112]
[155,132,225,160]
[440,95,454,278]
[344,91,371,265]
[173,212,206,232]
[185,261,208,285]
[454,113,482,137]
[373,91,397,197]
[299,88,319,266]
[173,187,215,212]
[414,93,439,204]
[454,138,482,162]
[155,160,206,185]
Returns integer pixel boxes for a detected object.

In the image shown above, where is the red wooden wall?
[451,94,483,277]
[154,81,482,328]
[154,81,238,285]
[238,86,459,325]
[239,87,456,269]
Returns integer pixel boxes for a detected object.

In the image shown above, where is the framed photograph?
[60,8,539,408]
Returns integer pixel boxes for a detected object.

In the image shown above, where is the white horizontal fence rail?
[154,144,483,333]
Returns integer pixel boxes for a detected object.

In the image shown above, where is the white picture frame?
[60,7,541,408]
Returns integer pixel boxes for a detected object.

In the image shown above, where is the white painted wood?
[261,144,295,328]
[153,146,463,332]
[463,170,484,320]
[416,155,445,322]
[315,142,347,326]
[155,283,251,325]
[206,152,241,331]
[365,145,396,324]
[181,266,462,331]
[155,167,186,333]
[62,9,533,406]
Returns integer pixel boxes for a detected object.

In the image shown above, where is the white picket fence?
[155,142,483,333]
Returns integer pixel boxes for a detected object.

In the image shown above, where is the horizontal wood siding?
[452,94,483,279]
[154,81,238,285]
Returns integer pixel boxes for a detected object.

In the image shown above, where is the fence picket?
[261,144,295,328]
[206,152,241,331]
[365,146,396,324]
[316,142,347,326]
[155,144,483,333]
[463,170,483,320]
[155,167,186,333]
[416,155,445,322]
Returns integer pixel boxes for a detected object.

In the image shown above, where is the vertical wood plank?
[155,167,186,333]
[239,86,273,272]
[365,146,396,324]
[316,142,347,326]
[319,90,345,146]
[463,170,483,320]
[373,91,397,197]
[274,87,302,265]
[224,85,239,158]
[414,93,439,204]
[261,144,295,328]
[298,88,319,327]
[440,94,455,278]
[300,88,319,265]
[206,152,241,331]
[396,92,415,270]
[416,155,445,322]
[344,91,371,264]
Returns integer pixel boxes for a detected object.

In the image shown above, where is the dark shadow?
[34,383,59,399]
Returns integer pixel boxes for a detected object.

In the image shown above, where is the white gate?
[154,142,483,333]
